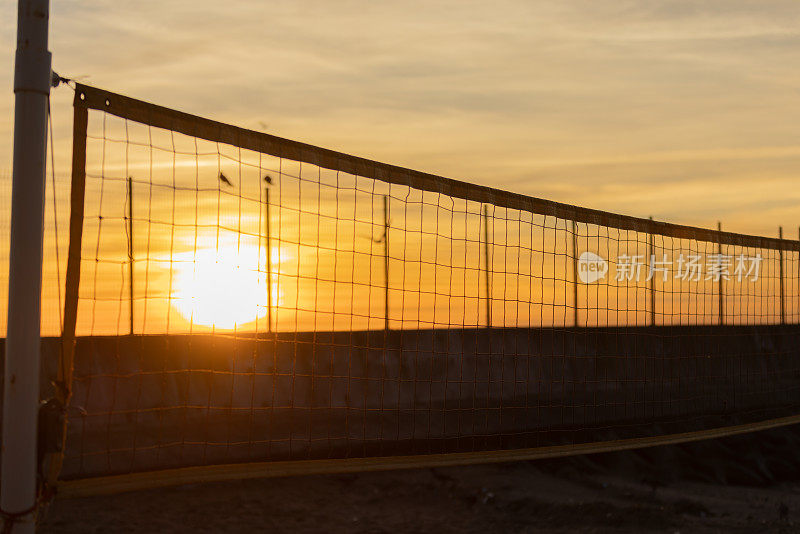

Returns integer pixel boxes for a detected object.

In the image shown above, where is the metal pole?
[571,220,578,327]
[127,176,134,335]
[483,205,491,328]
[265,187,273,334]
[649,216,655,326]
[779,226,785,325]
[717,221,724,325]
[383,195,389,331]
[3,1,52,531]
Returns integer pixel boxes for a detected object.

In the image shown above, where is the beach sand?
[40,426,800,533]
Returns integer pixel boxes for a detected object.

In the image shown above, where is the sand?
[39,427,800,533]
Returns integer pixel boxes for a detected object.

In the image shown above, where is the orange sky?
[1,1,799,334]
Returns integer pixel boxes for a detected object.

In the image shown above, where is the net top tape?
[74,83,796,251]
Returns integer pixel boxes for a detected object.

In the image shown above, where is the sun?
[170,245,279,330]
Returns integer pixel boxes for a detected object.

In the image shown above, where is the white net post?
[2,1,52,532]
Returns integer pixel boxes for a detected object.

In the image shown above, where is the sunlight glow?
[170,245,280,329]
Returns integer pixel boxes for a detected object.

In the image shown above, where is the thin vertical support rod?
[649,217,655,327]
[3,1,52,530]
[483,205,491,328]
[127,176,134,335]
[571,220,579,327]
[46,95,88,492]
[717,221,724,325]
[265,187,273,334]
[779,226,785,325]
[383,195,389,331]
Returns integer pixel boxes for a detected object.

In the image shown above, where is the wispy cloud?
[1,0,799,237]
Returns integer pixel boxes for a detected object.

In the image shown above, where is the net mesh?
[55,85,800,482]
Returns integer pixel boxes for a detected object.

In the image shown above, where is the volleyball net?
[43,83,800,496]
